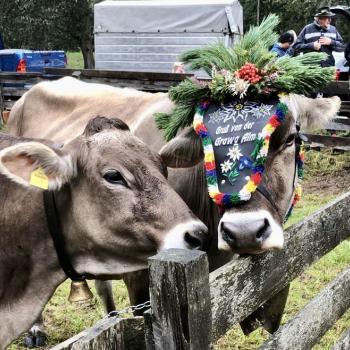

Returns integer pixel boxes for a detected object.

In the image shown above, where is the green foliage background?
[241,0,350,39]
[2,0,350,51]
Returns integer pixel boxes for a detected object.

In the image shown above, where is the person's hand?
[313,41,321,50]
[319,37,332,45]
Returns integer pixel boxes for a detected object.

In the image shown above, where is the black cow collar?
[43,191,89,281]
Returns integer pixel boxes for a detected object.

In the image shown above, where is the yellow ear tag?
[30,167,49,190]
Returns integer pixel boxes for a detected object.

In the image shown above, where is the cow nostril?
[221,222,236,245]
[184,231,202,250]
[256,218,270,239]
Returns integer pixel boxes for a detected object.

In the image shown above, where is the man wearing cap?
[294,6,345,67]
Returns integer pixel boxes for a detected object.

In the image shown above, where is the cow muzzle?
[161,221,210,251]
[218,210,284,254]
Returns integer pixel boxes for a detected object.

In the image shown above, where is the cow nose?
[220,217,278,253]
[184,223,210,251]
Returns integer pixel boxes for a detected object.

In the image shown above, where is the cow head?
[0,117,209,276]
[159,95,340,254]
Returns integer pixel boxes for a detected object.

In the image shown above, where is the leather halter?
[43,191,89,281]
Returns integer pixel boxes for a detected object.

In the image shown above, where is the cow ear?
[283,94,341,131]
[159,127,204,168]
[0,141,76,190]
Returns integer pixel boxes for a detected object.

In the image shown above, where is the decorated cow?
[6,14,340,346]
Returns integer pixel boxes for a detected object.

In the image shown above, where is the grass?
[66,51,84,69]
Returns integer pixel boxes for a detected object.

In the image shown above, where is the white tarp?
[94,0,243,35]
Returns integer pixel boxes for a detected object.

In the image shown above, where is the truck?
[94,0,243,73]
[0,34,66,73]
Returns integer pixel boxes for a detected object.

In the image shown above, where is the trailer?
[94,0,243,73]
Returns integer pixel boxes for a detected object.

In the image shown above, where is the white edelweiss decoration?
[229,77,250,99]
[227,144,242,162]
[221,160,233,173]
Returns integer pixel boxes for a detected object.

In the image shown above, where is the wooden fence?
[0,69,190,111]
[2,70,350,151]
[49,191,350,349]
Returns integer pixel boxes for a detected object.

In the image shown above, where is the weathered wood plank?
[44,67,193,81]
[51,316,145,350]
[0,72,43,80]
[143,309,155,350]
[304,134,350,147]
[325,120,350,131]
[149,249,211,350]
[0,87,30,97]
[334,117,350,126]
[259,267,350,350]
[322,81,350,95]
[210,191,350,342]
[332,327,350,350]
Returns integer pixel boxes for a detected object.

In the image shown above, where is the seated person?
[270,32,295,57]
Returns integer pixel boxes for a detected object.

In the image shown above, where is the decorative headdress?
[155,15,335,214]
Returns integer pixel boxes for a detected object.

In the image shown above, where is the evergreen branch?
[155,15,336,140]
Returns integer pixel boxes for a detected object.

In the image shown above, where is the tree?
[0,0,100,68]
[1,0,350,69]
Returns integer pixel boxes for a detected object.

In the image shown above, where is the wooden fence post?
[148,249,211,350]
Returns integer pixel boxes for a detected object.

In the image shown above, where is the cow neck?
[43,191,90,281]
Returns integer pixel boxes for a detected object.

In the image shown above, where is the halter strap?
[43,191,88,281]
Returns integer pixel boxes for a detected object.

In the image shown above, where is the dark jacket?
[294,21,345,66]
[270,43,291,57]
[345,41,350,65]
[0,34,4,50]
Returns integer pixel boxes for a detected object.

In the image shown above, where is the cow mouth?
[218,210,285,253]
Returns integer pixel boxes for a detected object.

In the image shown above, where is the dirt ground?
[303,168,350,197]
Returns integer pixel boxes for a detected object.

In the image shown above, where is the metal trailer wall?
[94,0,243,73]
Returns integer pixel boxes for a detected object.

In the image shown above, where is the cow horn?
[68,280,93,302]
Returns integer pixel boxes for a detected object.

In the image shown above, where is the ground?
[304,168,350,197]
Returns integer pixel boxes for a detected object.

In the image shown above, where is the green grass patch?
[10,280,130,349]
[66,51,84,69]
[304,149,350,178]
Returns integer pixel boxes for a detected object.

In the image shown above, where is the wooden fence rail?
[51,316,145,350]
[260,267,350,349]
[52,191,350,349]
[332,327,350,350]
[2,70,350,152]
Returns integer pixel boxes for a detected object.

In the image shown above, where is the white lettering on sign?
[215,135,240,146]
[240,132,256,143]
[216,125,230,135]
[243,121,254,130]
[230,124,242,132]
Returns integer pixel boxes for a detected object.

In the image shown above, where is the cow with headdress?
[5,14,341,345]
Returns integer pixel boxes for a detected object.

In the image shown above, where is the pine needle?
[156,14,336,140]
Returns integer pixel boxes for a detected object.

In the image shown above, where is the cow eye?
[285,134,296,147]
[103,170,128,186]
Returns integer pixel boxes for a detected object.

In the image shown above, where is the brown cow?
[0,117,208,348]
[7,77,341,337]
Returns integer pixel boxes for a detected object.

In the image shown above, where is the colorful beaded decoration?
[285,143,305,221]
[193,99,289,208]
